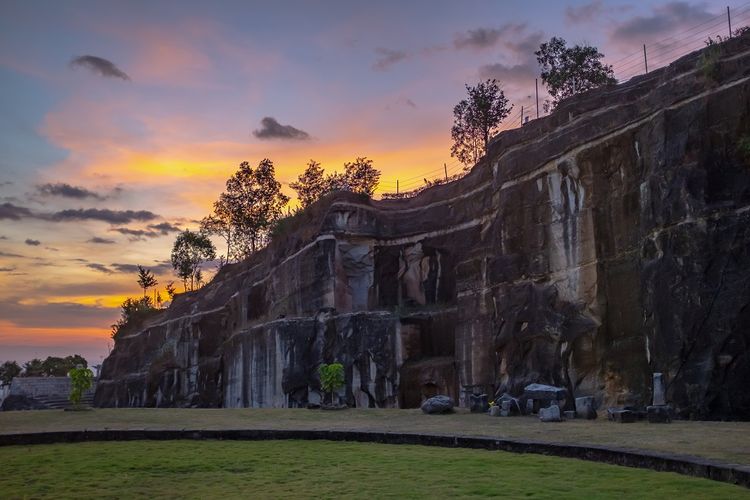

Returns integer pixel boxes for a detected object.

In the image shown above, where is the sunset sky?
[0,0,742,365]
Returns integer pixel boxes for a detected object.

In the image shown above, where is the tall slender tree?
[136,265,158,298]
[450,79,513,167]
[170,229,216,291]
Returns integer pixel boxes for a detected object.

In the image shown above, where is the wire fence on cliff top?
[367,2,750,199]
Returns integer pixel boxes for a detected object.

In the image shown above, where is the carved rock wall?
[97,36,750,419]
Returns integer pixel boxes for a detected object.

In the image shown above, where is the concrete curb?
[1,429,748,488]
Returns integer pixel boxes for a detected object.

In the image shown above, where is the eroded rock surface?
[97,36,750,419]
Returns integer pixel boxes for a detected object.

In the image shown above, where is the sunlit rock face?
[97,35,750,419]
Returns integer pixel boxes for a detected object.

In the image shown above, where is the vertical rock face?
[97,36,750,419]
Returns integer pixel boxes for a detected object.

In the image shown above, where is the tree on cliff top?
[170,229,216,291]
[343,157,380,196]
[451,79,513,167]
[291,157,381,208]
[290,159,328,208]
[136,265,158,298]
[535,37,616,109]
[203,159,289,260]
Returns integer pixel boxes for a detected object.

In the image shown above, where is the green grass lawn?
[2,408,750,466]
[0,440,747,499]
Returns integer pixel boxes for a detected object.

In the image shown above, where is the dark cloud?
[24,238,41,246]
[478,62,539,86]
[252,117,310,141]
[147,222,181,234]
[110,227,159,240]
[86,263,114,274]
[110,263,141,274]
[454,28,503,50]
[0,235,7,240]
[37,182,106,200]
[111,261,172,275]
[0,266,15,272]
[69,55,130,81]
[372,47,408,71]
[87,236,116,244]
[453,23,542,53]
[0,250,24,258]
[610,2,714,47]
[472,24,544,95]
[49,208,158,224]
[0,202,32,220]
[0,300,118,329]
[566,1,604,24]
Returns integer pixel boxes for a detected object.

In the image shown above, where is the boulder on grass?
[421,395,454,414]
[575,396,597,420]
[497,393,522,416]
[539,404,562,422]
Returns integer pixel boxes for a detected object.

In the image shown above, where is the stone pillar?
[652,372,665,406]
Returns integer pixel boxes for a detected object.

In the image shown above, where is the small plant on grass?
[318,363,344,406]
[68,365,94,409]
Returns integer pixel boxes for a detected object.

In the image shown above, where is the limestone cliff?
[96,36,750,419]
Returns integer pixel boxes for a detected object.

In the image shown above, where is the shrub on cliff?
[110,296,157,339]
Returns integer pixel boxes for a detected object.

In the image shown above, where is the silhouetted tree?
[165,281,177,301]
[535,37,616,109]
[19,355,87,377]
[136,265,158,298]
[0,360,21,385]
[208,159,289,258]
[343,157,380,196]
[170,229,216,291]
[200,193,234,264]
[290,160,328,208]
[451,79,513,167]
[22,359,44,376]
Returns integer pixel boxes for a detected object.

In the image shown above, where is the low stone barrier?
[0,428,748,488]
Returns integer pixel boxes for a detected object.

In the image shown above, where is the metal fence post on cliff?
[535,78,540,119]
[728,6,732,37]
[643,44,648,74]
[444,163,448,182]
